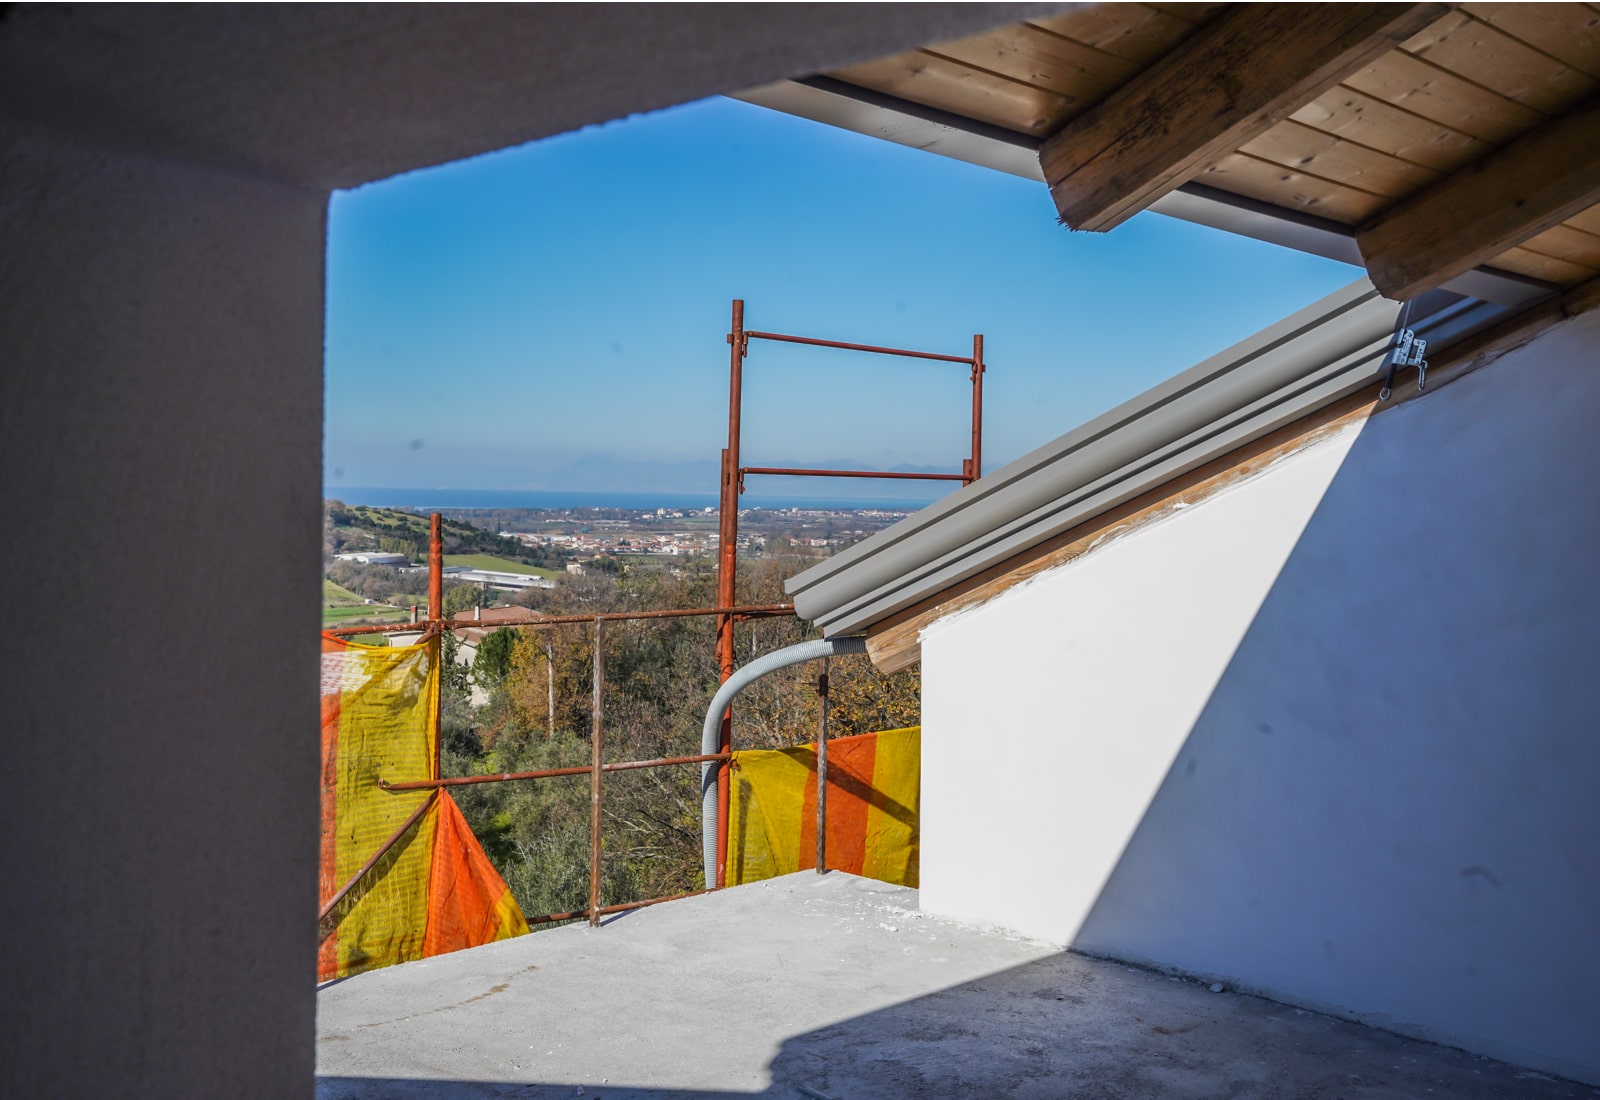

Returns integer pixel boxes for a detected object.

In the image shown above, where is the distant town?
[322,499,918,630]
[485,503,915,560]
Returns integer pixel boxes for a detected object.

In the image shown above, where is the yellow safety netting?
[726,726,920,887]
[319,633,528,980]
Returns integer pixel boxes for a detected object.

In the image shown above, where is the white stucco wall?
[919,311,1600,1085]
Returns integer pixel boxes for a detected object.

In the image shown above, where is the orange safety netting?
[726,725,920,888]
[319,633,528,981]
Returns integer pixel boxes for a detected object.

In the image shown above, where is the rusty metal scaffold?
[713,299,984,887]
[325,514,794,928]
[323,303,983,926]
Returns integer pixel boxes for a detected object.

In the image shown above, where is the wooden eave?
[824,2,1600,300]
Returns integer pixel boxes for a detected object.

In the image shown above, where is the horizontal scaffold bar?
[379,752,733,791]
[744,329,975,364]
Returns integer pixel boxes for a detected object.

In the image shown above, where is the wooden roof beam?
[1357,96,1600,301]
[1040,3,1452,233]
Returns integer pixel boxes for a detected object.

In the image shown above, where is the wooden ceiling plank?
[1461,3,1600,80]
[1508,223,1600,268]
[1039,3,1452,232]
[829,51,1076,138]
[1290,85,1493,173]
[1400,9,1598,115]
[1241,119,1442,199]
[1357,95,1600,299]
[1561,204,1600,237]
[1195,151,1391,224]
[1025,4,1209,67]
[1343,50,1545,143]
[1485,247,1598,286]
[930,24,1138,103]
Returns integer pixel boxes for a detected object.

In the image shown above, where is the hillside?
[324,501,565,571]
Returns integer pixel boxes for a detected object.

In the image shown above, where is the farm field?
[322,604,410,628]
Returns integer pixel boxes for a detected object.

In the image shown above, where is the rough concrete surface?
[318,873,1596,1099]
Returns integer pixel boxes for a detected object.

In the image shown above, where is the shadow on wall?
[1066,308,1600,1083]
[316,945,1586,1099]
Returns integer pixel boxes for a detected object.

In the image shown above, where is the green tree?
[442,583,483,616]
[438,633,479,759]
[473,628,516,689]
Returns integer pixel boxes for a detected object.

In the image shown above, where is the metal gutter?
[730,78,1555,309]
[785,278,1511,637]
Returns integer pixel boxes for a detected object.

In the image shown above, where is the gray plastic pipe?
[701,636,868,886]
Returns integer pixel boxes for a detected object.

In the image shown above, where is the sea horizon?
[325,486,946,513]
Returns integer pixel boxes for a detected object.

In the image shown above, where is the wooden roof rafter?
[1038,3,1455,233]
[769,2,1600,304]
[1357,94,1600,300]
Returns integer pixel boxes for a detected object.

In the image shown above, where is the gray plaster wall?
[0,124,327,1096]
[919,310,1600,1084]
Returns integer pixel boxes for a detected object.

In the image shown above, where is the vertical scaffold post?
[545,636,556,741]
[429,513,444,781]
[815,657,829,875]
[968,334,985,485]
[714,299,745,889]
[429,514,443,623]
[589,617,605,926]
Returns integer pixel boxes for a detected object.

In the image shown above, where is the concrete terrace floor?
[318,873,1596,1099]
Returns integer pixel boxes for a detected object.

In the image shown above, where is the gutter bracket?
[1380,327,1429,401]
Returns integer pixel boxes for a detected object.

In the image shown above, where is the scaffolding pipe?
[700,635,867,887]
[714,299,746,888]
[710,300,977,882]
[589,617,605,926]
[429,514,443,783]
[815,658,829,875]
[325,604,793,637]
[969,334,985,483]
[318,789,439,924]
[739,467,966,482]
[744,329,974,364]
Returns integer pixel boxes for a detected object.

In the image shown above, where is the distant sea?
[325,487,944,513]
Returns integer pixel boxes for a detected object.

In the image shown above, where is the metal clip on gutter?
[1381,326,1430,401]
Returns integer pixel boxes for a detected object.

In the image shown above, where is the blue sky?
[324,95,1360,497]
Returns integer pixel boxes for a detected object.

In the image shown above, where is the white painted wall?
[919,311,1600,1085]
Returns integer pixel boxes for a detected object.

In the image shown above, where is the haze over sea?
[327,486,944,513]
